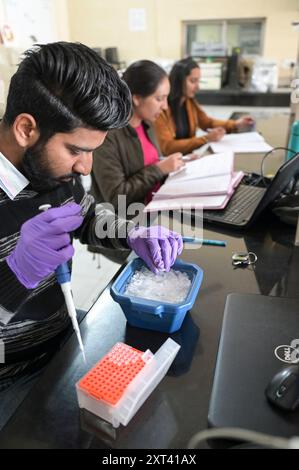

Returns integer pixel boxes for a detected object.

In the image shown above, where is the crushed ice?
[124,267,191,303]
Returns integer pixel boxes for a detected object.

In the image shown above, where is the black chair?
[104,47,126,70]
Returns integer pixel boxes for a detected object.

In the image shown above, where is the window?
[184,18,265,57]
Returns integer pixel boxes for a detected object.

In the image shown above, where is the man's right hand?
[6,203,83,289]
[206,127,226,142]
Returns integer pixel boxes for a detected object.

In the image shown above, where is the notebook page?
[210,132,272,154]
[210,141,273,154]
[216,132,265,143]
[143,193,230,212]
[154,174,232,199]
[166,152,234,185]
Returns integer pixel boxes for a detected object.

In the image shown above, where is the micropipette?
[39,204,86,362]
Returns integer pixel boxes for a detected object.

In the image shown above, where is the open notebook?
[210,131,273,154]
[144,152,244,212]
[165,151,234,185]
[144,172,243,212]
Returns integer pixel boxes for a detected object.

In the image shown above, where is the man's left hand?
[127,226,183,274]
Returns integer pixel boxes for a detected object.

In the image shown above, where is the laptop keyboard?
[204,184,266,224]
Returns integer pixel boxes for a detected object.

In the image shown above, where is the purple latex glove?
[6,203,83,289]
[127,226,183,274]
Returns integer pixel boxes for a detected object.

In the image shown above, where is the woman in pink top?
[91,60,185,211]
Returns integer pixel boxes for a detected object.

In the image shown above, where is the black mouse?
[265,364,299,411]
[272,194,299,225]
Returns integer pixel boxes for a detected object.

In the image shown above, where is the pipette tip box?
[76,338,180,428]
[110,258,203,333]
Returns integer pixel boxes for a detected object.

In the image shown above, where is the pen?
[181,155,192,161]
[182,236,226,247]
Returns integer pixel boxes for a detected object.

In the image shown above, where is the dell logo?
[274,339,299,364]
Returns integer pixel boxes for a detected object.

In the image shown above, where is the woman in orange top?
[154,57,254,155]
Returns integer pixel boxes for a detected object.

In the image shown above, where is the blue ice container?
[110,258,203,333]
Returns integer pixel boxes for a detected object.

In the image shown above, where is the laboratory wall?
[0,0,298,98]
[67,0,299,73]
[0,0,69,110]
[0,0,70,44]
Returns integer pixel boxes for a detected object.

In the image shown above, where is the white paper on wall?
[128,8,147,32]
[4,0,57,47]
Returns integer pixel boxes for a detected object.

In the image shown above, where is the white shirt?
[0,151,29,199]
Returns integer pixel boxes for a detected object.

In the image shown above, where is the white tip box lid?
[76,338,180,428]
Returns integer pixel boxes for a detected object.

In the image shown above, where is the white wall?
[0,0,69,46]
[67,0,158,62]
[66,0,299,78]
[0,0,69,111]
[0,0,298,90]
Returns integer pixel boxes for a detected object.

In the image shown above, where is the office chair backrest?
[105,47,119,64]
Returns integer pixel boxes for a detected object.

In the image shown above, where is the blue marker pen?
[183,236,226,247]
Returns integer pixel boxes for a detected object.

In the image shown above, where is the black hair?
[168,57,199,137]
[3,41,132,143]
[122,60,167,98]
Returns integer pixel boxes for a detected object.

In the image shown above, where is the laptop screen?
[254,153,299,218]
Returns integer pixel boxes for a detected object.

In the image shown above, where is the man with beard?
[0,42,183,404]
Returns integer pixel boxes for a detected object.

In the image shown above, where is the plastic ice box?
[76,338,180,428]
[110,258,203,333]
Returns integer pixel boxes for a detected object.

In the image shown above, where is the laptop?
[208,293,299,438]
[201,153,299,228]
[229,112,256,133]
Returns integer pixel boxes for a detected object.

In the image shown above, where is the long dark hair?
[168,57,199,137]
[122,60,167,98]
[3,41,132,145]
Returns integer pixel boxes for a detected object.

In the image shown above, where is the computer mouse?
[265,364,299,411]
[272,194,299,226]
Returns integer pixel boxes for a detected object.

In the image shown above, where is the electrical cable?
[242,147,298,189]
[188,427,299,449]
[260,147,298,187]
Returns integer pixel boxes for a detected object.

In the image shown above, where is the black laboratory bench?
[196,89,290,107]
[0,212,298,449]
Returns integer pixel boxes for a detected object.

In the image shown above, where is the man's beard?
[21,143,80,192]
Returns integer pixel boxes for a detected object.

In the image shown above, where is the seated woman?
[90,60,185,213]
[154,57,254,155]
